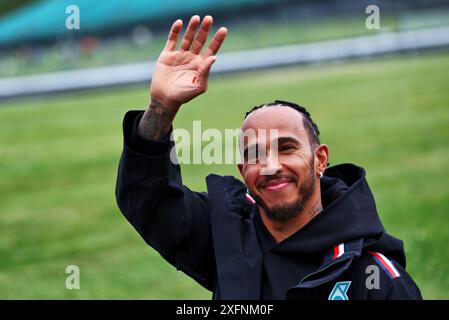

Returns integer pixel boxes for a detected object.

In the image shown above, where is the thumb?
[199,55,217,81]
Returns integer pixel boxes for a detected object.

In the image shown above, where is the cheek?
[241,164,259,187]
[280,153,314,176]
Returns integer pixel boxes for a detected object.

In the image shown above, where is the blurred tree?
[0,0,37,18]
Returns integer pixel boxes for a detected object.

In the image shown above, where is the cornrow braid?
[244,100,320,147]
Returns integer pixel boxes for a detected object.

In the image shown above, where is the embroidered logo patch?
[328,281,351,300]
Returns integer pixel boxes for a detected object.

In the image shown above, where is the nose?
[259,150,281,176]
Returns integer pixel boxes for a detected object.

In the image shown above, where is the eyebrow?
[243,136,303,155]
[277,136,302,146]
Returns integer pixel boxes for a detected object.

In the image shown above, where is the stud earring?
[319,172,323,178]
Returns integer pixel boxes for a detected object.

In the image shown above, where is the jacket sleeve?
[115,110,215,291]
[356,253,423,300]
[384,269,423,300]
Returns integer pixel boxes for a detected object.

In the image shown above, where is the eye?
[279,144,296,152]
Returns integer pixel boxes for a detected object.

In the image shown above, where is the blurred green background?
[0,0,448,299]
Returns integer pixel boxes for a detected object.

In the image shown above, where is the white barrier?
[1,26,448,99]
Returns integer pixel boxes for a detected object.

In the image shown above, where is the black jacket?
[115,110,422,300]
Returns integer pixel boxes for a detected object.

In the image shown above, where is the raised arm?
[116,16,227,291]
[138,15,228,140]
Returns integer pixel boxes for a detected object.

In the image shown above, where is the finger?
[180,15,200,51]
[202,27,228,58]
[163,19,183,51]
[198,55,217,83]
[190,15,213,54]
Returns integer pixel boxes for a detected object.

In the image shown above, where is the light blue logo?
[328,281,351,300]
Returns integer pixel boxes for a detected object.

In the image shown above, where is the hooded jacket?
[115,110,422,300]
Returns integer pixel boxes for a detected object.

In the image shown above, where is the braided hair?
[244,100,320,147]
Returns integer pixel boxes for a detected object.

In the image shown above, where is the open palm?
[151,16,228,109]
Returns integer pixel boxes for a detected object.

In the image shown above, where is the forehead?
[242,106,309,142]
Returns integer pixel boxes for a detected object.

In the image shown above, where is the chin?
[261,190,297,202]
[264,197,299,211]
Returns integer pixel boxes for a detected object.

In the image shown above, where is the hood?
[259,163,406,267]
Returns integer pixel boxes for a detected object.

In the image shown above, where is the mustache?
[257,174,296,188]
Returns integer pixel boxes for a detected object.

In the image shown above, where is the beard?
[250,157,316,222]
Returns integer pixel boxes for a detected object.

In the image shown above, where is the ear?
[314,144,329,175]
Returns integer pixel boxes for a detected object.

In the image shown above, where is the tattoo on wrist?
[137,100,177,140]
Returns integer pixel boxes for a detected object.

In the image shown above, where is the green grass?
[0,15,400,77]
[1,52,448,299]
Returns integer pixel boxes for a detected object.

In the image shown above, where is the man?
[115,16,422,300]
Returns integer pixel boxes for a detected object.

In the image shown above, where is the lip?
[261,179,293,191]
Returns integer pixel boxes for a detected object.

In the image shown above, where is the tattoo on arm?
[137,101,178,140]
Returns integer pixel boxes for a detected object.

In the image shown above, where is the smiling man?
[115,16,422,300]
[238,102,327,244]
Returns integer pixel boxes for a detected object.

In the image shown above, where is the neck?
[259,188,323,243]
